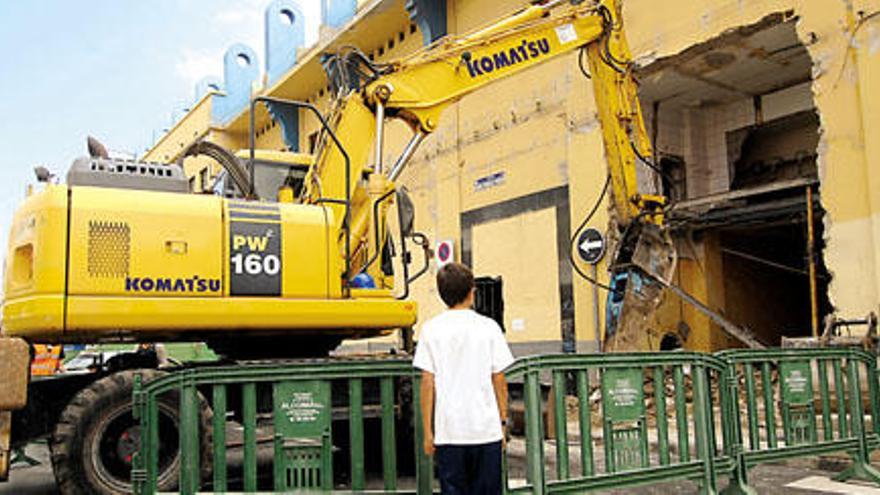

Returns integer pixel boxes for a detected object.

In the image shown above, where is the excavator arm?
[301,0,678,348]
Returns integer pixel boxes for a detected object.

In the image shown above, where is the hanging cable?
[322,45,394,96]
[629,140,679,203]
[596,5,627,74]
[578,46,592,79]
[568,175,620,293]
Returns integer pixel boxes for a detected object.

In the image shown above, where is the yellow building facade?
[146,0,880,354]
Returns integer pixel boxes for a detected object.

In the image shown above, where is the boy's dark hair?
[436,262,475,308]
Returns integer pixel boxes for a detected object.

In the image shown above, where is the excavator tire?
[49,369,212,495]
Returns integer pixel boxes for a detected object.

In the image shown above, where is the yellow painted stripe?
[65,295,418,332]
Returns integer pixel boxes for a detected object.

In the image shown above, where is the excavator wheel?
[49,369,212,495]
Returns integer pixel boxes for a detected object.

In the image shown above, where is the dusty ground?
[3,441,880,494]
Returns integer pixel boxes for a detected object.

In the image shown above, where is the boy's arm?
[492,372,508,447]
[420,371,436,455]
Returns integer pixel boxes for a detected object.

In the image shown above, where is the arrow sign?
[577,228,605,265]
[580,238,602,251]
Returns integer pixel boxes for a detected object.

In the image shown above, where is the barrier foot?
[696,485,719,495]
[10,447,41,467]
[720,479,757,495]
[833,459,880,485]
[721,456,756,495]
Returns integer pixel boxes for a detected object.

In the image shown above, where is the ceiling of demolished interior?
[637,16,812,107]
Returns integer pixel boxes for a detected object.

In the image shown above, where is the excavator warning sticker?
[555,24,577,45]
[229,220,282,296]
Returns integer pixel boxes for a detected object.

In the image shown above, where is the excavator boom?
[304,0,676,349]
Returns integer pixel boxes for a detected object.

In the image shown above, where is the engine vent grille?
[88,221,130,277]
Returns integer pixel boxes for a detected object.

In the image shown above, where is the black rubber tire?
[49,369,212,495]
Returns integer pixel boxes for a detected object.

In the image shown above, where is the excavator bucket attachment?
[629,223,676,285]
[604,223,676,351]
[604,223,765,351]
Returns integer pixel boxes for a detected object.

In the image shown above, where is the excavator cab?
[230,150,311,202]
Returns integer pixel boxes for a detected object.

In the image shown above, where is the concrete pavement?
[3,442,880,494]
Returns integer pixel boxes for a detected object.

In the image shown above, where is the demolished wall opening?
[637,12,829,346]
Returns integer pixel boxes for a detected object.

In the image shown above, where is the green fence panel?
[817,360,833,442]
[653,366,670,466]
[674,365,690,463]
[717,347,880,491]
[348,379,365,491]
[743,363,759,450]
[778,361,816,446]
[505,352,733,495]
[211,384,227,492]
[242,382,257,492]
[272,380,332,491]
[832,360,848,439]
[576,370,594,477]
[524,371,545,495]
[132,358,428,494]
[380,377,398,491]
[179,381,199,495]
[602,367,648,473]
[131,348,880,494]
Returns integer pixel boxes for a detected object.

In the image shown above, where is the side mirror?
[397,187,415,237]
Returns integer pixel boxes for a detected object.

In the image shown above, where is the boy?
[413,262,515,495]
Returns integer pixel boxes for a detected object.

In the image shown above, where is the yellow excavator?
[0,0,717,492]
[2,0,673,356]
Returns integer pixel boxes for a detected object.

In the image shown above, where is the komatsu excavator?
[0,0,700,492]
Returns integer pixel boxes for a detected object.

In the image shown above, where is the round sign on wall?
[577,228,605,265]
[436,240,455,266]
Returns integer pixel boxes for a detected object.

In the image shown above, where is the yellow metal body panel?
[68,187,224,297]
[63,296,414,339]
[234,149,314,166]
[2,185,413,343]
[3,185,68,336]
[2,296,66,339]
[223,200,341,298]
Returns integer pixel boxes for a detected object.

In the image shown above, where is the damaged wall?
[626,0,880,344]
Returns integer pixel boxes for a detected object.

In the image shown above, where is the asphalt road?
[1,443,57,495]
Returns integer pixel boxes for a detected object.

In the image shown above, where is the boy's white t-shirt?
[412,309,515,445]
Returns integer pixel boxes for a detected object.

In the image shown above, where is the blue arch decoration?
[264,0,304,150]
[211,43,260,125]
[405,0,447,46]
[322,0,356,28]
[266,0,306,85]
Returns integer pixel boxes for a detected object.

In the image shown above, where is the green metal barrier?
[131,358,433,494]
[130,349,880,494]
[718,347,880,493]
[504,352,735,495]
